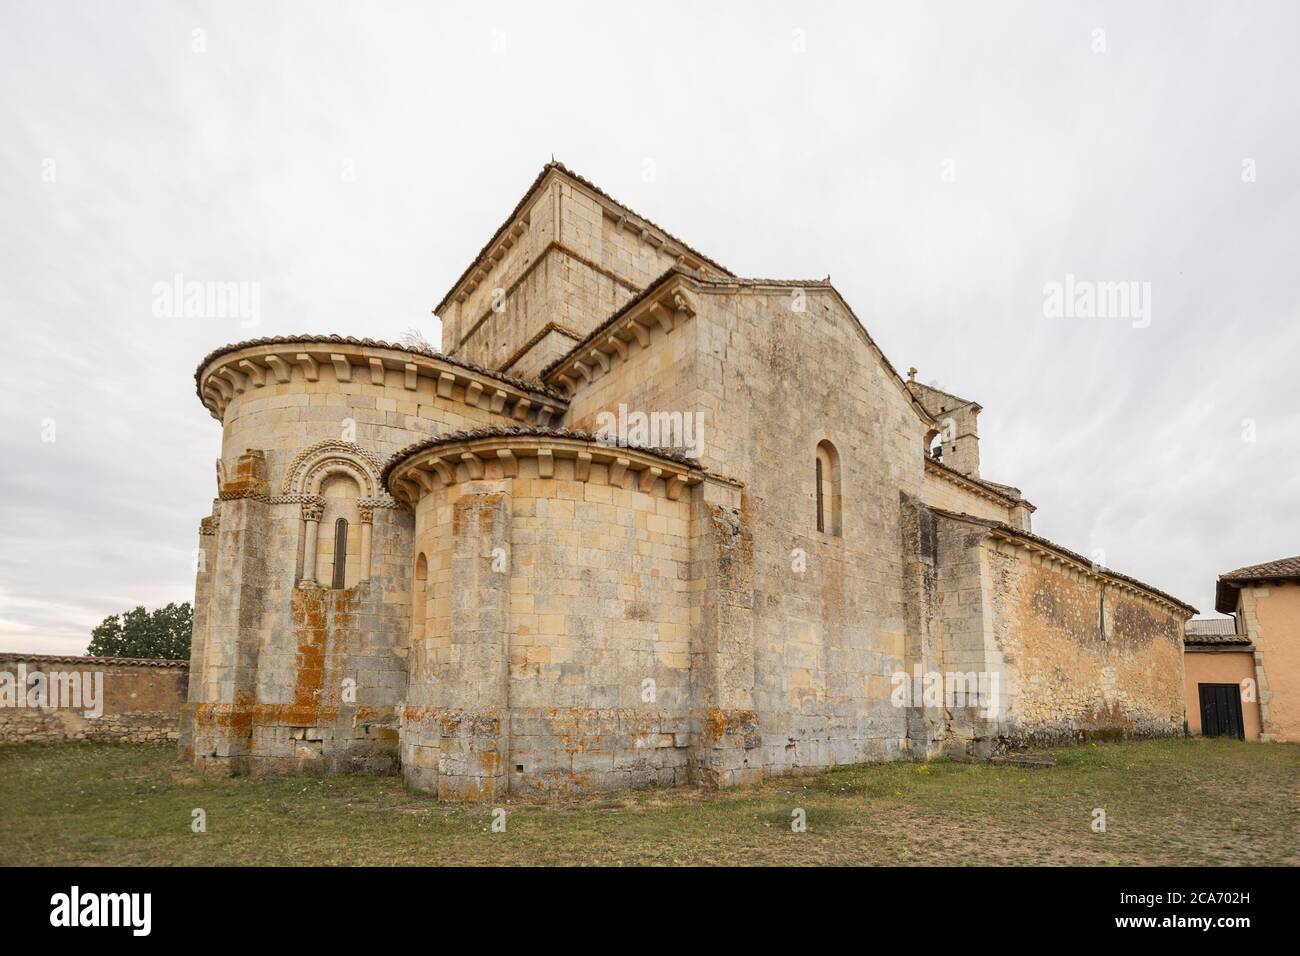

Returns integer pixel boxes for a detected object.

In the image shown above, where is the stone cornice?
[384,428,709,507]
[924,456,1034,512]
[498,321,583,375]
[195,337,568,423]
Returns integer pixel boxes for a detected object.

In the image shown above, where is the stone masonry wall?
[926,520,1187,751]
[401,450,697,797]
[708,289,930,775]
[554,284,936,779]
[0,654,187,744]
[986,542,1185,746]
[186,346,537,776]
[921,467,1015,525]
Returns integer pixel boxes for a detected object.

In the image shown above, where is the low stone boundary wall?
[0,653,188,744]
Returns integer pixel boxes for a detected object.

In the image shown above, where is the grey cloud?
[1,0,1296,651]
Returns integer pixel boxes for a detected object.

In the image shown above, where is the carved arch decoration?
[281,439,385,498]
[283,440,391,588]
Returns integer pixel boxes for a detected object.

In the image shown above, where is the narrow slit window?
[332,518,348,589]
[412,553,428,644]
[815,440,842,537]
[815,457,825,533]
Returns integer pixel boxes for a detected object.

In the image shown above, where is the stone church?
[180,163,1196,798]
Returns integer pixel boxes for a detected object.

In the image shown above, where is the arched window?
[332,518,349,589]
[412,553,428,645]
[314,473,361,589]
[816,440,842,537]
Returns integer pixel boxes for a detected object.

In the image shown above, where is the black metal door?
[1198,683,1245,740]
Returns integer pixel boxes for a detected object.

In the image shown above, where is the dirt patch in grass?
[1,738,1295,866]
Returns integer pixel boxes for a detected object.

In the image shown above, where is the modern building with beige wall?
[1195,556,1300,742]
[180,163,1196,798]
[1183,619,1262,739]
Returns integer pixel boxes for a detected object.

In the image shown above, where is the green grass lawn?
[1,738,1295,866]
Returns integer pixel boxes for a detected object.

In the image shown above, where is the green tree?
[87,602,193,660]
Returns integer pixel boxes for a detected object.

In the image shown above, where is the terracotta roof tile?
[194,334,569,406]
[0,653,188,668]
[382,425,701,487]
[1215,554,1300,613]
[1220,555,1300,581]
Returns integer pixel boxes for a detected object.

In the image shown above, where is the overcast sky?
[1,1,1296,654]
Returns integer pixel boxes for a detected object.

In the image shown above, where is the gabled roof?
[539,267,941,431]
[1215,554,1300,613]
[433,161,734,316]
[907,378,982,415]
[1220,555,1300,580]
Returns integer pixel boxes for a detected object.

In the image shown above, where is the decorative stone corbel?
[265,354,292,383]
[628,319,651,348]
[218,365,248,395]
[671,290,695,318]
[638,466,663,493]
[426,456,455,485]
[238,359,265,387]
[648,302,673,334]
[609,457,630,488]
[461,451,484,480]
